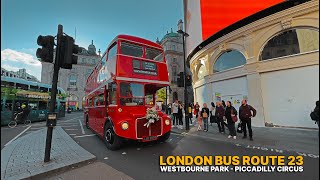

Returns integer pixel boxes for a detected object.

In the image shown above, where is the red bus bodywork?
[84,35,171,150]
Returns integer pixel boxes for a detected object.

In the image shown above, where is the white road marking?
[62,117,83,122]
[69,134,77,136]
[122,152,127,155]
[74,134,96,138]
[78,119,85,134]
[104,157,109,160]
[4,126,32,147]
[30,127,45,130]
[137,148,141,151]
[59,125,79,128]
[168,138,173,142]
[65,129,78,130]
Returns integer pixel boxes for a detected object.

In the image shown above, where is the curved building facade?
[187,0,319,128]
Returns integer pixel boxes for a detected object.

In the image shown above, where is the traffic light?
[186,75,192,86]
[60,35,79,69]
[177,72,184,87]
[36,35,55,63]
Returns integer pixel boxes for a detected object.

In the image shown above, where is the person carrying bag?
[210,102,216,125]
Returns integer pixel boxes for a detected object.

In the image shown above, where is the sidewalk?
[1,127,96,180]
[45,162,134,180]
[171,119,319,155]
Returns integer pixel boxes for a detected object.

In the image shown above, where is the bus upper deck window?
[120,42,143,57]
[146,48,163,61]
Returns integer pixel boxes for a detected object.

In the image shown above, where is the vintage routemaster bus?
[84,35,171,150]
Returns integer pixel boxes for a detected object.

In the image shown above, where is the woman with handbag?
[201,103,210,132]
[225,101,238,139]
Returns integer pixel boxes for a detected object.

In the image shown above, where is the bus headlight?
[121,122,129,130]
[165,119,170,126]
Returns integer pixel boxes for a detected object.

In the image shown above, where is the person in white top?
[172,100,179,127]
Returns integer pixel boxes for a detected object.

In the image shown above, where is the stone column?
[246,71,265,127]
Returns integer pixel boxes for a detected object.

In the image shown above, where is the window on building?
[172,66,178,83]
[172,58,177,63]
[197,65,206,80]
[69,74,77,86]
[82,58,86,64]
[213,50,246,73]
[260,28,319,60]
[172,45,176,51]
[120,42,143,57]
[146,47,163,61]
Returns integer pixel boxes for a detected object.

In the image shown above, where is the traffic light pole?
[44,25,63,162]
[165,86,168,114]
[182,33,189,131]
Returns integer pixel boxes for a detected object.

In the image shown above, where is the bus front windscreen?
[120,82,144,106]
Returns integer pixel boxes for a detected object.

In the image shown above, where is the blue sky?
[1,0,183,80]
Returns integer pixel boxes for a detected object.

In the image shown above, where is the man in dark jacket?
[311,101,319,133]
[215,102,226,133]
[239,100,256,141]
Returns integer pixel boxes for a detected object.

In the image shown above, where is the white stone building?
[158,22,193,103]
[1,68,39,82]
[41,41,100,110]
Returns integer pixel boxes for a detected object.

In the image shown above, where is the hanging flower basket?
[144,107,160,128]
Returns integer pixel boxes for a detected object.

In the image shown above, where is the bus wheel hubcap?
[106,129,114,144]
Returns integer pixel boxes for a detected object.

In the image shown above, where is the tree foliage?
[156,88,166,100]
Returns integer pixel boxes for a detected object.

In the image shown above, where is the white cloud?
[1,64,20,72]
[1,49,42,80]
[1,49,41,66]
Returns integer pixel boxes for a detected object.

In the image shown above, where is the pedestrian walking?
[310,100,319,136]
[197,111,202,131]
[172,100,179,127]
[178,102,183,129]
[194,102,200,118]
[215,102,226,133]
[188,103,193,125]
[210,102,216,126]
[221,100,228,127]
[239,99,256,141]
[167,103,172,114]
[225,101,237,139]
[201,103,210,132]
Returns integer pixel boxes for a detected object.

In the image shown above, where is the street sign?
[46,112,57,127]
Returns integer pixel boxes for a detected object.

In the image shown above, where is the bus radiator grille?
[136,118,162,138]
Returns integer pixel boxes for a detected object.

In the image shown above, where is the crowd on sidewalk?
[164,99,320,141]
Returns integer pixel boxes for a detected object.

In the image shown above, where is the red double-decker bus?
[84,35,171,150]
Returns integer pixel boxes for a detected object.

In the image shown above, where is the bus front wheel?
[104,122,122,150]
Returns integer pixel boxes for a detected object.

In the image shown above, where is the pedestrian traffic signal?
[60,35,79,69]
[36,35,55,63]
[177,72,184,87]
[186,75,192,86]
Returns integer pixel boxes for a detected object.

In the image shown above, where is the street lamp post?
[177,20,190,130]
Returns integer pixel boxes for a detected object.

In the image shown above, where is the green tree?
[156,88,166,100]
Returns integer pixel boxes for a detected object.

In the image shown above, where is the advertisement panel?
[184,0,284,56]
